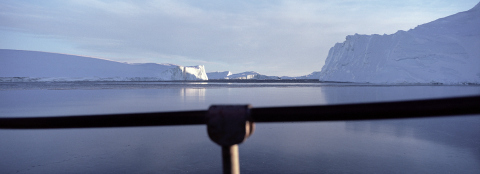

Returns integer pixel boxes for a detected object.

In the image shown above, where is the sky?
[1,0,478,76]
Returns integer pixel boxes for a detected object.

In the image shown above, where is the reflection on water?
[0,82,479,173]
[188,82,208,85]
[0,87,209,117]
[180,88,205,102]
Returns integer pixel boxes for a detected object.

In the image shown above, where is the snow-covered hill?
[318,2,480,84]
[0,49,208,81]
[207,71,280,80]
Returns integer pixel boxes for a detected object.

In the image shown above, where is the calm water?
[1,82,479,173]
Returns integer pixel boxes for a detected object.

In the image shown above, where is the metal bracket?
[207,105,254,174]
[207,105,254,146]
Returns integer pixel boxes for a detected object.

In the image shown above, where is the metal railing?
[1,95,480,174]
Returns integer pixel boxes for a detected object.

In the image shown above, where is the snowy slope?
[0,49,208,81]
[207,71,280,80]
[281,71,323,79]
[318,2,480,84]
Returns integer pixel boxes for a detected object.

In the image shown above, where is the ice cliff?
[318,2,480,84]
[0,49,208,81]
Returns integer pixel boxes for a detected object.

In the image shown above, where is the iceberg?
[207,71,280,80]
[0,49,208,81]
[318,2,480,84]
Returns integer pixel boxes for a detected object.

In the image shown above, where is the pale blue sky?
[1,0,478,76]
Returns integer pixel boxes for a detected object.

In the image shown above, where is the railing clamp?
[207,105,254,174]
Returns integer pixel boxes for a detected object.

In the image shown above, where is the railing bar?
[0,95,479,129]
[251,95,480,122]
[0,111,207,129]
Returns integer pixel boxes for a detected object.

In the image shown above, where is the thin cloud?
[0,0,477,76]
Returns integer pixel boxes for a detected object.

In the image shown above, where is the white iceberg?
[318,2,480,84]
[0,49,208,81]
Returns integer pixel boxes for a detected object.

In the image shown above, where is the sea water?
[1,82,479,173]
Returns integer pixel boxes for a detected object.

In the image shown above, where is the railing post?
[222,145,239,174]
[207,105,254,174]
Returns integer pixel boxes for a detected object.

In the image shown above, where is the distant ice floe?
[207,71,280,80]
[207,71,325,80]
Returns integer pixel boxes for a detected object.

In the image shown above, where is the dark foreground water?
[1,82,479,173]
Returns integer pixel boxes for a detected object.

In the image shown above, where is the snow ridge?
[0,49,208,81]
[318,2,480,84]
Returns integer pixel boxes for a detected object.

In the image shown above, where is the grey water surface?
[1,82,479,173]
